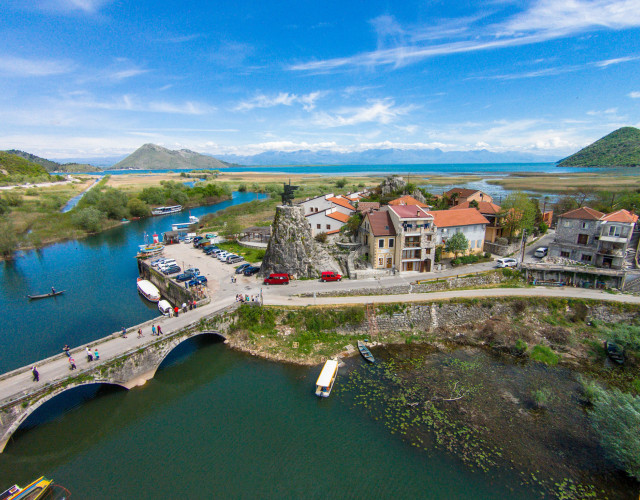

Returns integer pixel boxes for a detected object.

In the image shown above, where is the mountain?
[216,148,559,166]
[4,150,102,173]
[557,127,640,167]
[112,144,231,170]
[0,152,51,180]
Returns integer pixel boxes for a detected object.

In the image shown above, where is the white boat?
[171,215,199,231]
[158,299,172,315]
[151,205,183,216]
[137,278,161,302]
[315,359,339,398]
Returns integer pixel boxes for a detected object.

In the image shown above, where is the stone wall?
[138,260,195,306]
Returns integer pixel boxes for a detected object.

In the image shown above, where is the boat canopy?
[158,300,172,315]
[137,280,161,301]
[316,359,339,388]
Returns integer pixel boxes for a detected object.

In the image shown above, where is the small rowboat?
[27,290,65,300]
[357,340,375,363]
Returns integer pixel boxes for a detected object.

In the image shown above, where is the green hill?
[557,127,640,167]
[112,143,230,170]
[4,150,101,173]
[0,152,51,181]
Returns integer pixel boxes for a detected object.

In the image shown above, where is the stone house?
[550,207,638,269]
[443,188,493,207]
[450,200,503,243]
[356,201,380,215]
[429,208,489,258]
[306,207,351,237]
[388,195,429,208]
[360,210,397,270]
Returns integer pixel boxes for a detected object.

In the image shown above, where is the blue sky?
[0,0,639,160]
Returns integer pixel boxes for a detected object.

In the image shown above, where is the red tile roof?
[450,200,501,214]
[357,201,380,213]
[560,207,605,220]
[327,211,350,223]
[388,205,432,219]
[444,188,480,198]
[326,229,341,234]
[428,208,490,228]
[366,211,396,236]
[602,209,638,223]
[388,195,428,208]
[328,196,355,211]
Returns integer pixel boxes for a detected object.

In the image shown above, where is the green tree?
[589,384,640,480]
[445,232,468,258]
[0,198,9,216]
[0,218,19,259]
[72,207,105,232]
[344,212,363,234]
[335,178,348,188]
[499,191,537,237]
[127,198,151,218]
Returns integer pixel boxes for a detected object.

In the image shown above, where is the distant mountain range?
[4,150,101,173]
[216,148,559,166]
[111,143,231,170]
[557,127,640,167]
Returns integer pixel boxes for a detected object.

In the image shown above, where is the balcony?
[596,246,625,257]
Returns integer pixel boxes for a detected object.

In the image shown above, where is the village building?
[549,207,638,270]
[356,201,380,214]
[450,200,503,243]
[306,207,351,237]
[443,188,493,207]
[360,210,397,270]
[388,195,429,208]
[298,193,355,216]
[428,208,490,258]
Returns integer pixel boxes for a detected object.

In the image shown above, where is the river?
[0,190,556,498]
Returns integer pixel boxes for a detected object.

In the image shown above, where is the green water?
[0,339,537,499]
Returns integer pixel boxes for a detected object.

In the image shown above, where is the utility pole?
[519,229,527,266]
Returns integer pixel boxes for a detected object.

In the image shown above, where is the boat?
[1,476,70,500]
[158,299,172,316]
[171,215,200,231]
[27,290,65,300]
[121,218,130,223]
[151,205,183,216]
[136,243,164,259]
[315,359,339,398]
[357,340,375,363]
[137,278,161,302]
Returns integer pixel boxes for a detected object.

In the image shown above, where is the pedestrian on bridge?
[86,347,93,362]
[69,358,76,370]
[94,348,100,360]
[157,325,163,335]
[151,324,156,335]
[63,344,70,357]
[138,328,143,338]
[31,366,39,382]
[121,327,127,339]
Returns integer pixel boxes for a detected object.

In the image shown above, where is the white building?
[306,207,351,237]
[429,208,489,257]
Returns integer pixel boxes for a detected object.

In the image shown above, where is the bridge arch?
[0,380,127,453]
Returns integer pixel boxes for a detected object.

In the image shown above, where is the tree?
[127,198,150,218]
[499,191,537,237]
[335,178,348,188]
[344,212,363,235]
[589,384,640,480]
[445,232,468,258]
[0,218,19,259]
[72,207,105,232]
[469,199,479,209]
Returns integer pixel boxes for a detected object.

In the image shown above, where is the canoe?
[357,340,375,363]
[27,290,65,300]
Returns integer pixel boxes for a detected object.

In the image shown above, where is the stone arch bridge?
[0,329,226,453]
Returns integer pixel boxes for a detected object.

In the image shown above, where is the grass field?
[487,172,640,192]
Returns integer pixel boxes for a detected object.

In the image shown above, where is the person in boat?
[63,344,70,357]
[32,366,39,382]
[51,286,55,295]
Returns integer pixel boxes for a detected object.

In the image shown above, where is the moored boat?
[137,278,161,302]
[158,299,172,315]
[315,359,339,397]
[151,205,182,216]
[1,476,70,500]
[136,242,164,259]
[357,340,375,363]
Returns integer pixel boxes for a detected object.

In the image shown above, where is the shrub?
[0,218,19,258]
[72,207,105,232]
[538,222,548,234]
[530,344,560,365]
[3,192,23,207]
[532,386,553,408]
[515,338,528,354]
[127,197,150,218]
[315,232,328,243]
[484,252,491,259]
[496,237,508,246]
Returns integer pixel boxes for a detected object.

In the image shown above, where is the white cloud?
[108,68,149,81]
[38,0,111,14]
[595,55,640,67]
[0,55,75,76]
[53,92,216,115]
[629,91,640,98]
[236,91,326,111]
[312,100,412,127]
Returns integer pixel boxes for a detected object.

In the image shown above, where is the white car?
[534,247,548,258]
[496,257,518,268]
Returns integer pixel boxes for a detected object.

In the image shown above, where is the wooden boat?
[137,278,161,302]
[1,476,70,500]
[315,359,339,398]
[357,340,375,363]
[136,242,164,259]
[27,290,65,300]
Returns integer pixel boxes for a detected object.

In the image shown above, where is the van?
[496,258,518,268]
[264,273,290,285]
[534,247,548,258]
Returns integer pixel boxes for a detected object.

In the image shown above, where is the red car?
[263,273,290,285]
[321,271,342,282]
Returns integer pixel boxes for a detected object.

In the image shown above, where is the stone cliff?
[259,205,341,278]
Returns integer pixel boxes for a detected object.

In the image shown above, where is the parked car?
[236,263,252,274]
[187,275,208,287]
[217,251,231,261]
[264,273,290,285]
[210,249,224,257]
[184,268,199,276]
[158,260,177,271]
[162,265,181,275]
[534,247,548,258]
[192,236,203,245]
[496,258,518,268]
[176,270,197,282]
[320,271,342,282]
[226,255,244,264]
[222,254,239,263]
[204,246,219,255]
[243,266,260,276]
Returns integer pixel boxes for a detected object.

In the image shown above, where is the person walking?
[151,324,156,336]
[182,302,187,313]
[174,306,179,317]
[157,325,162,336]
[192,299,197,309]
[94,348,100,360]
[138,328,143,338]
[63,344,71,357]
[86,347,93,362]
[121,327,127,338]
[32,366,39,382]
[69,358,76,370]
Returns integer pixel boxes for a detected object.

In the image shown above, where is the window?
[326,224,330,230]
[378,239,384,248]
[560,251,570,258]
[581,254,592,262]
[389,238,394,248]
[606,225,621,237]
[577,234,589,245]
[425,248,431,255]
[378,257,384,267]
[582,222,589,229]
[316,224,321,229]
[563,220,571,227]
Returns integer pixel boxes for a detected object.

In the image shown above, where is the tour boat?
[136,243,164,259]
[315,359,339,398]
[158,299,172,316]
[171,215,200,231]
[0,476,70,500]
[137,278,161,302]
[151,205,183,216]
[357,340,375,363]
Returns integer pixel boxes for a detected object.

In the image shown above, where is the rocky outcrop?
[380,175,405,195]
[259,205,341,278]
